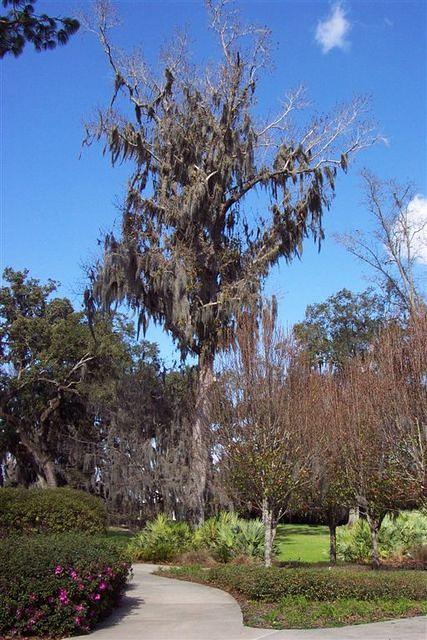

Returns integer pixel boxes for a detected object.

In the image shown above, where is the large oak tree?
[85,0,375,522]
[0,268,128,487]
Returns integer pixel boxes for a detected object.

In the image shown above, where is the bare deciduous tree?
[338,171,427,315]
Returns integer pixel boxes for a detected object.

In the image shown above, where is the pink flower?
[75,604,85,612]
[99,581,108,591]
[91,593,101,601]
[70,569,78,580]
[54,565,63,575]
[78,583,85,591]
[75,616,82,626]
[59,588,69,605]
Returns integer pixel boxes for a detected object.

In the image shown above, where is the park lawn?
[275,524,331,563]
[95,527,135,553]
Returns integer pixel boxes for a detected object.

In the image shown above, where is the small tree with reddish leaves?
[213,304,314,567]
[298,371,351,564]
[338,311,426,568]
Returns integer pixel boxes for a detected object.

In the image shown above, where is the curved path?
[72,564,427,640]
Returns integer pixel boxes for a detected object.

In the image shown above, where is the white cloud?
[315,3,351,54]
[405,194,427,264]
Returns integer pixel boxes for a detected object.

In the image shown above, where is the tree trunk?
[367,515,382,569]
[42,459,58,488]
[347,506,359,526]
[18,431,58,488]
[262,498,276,568]
[189,354,214,524]
[328,522,337,564]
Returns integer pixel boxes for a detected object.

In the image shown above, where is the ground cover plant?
[159,564,427,629]
[0,488,107,537]
[0,534,130,638]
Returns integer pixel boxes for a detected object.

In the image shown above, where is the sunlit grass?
[275,524,331,563]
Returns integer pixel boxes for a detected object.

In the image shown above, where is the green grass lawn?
[97,527,134,553]
[275,524,331,563]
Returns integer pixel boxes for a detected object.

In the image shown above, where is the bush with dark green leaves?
[165,564,427,602]
[0,534,130,637]
[0,488,107,536]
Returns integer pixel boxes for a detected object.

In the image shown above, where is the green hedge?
[0,488,107,536]
[166,564,427,602]
[0,534,130,637]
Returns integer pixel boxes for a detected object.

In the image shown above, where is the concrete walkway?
[72,564,427,640]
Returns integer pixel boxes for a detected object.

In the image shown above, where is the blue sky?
[2,0,426,363]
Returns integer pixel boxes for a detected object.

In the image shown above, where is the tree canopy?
[294,288,386,369]
[338,171,427,316]
[0,267,129,487]
[0,0,79,58]
[85,0,375,366]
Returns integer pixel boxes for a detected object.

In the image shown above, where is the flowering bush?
[0,534,131,637]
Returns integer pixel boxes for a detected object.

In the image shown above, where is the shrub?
[0,534,130,637]
[127,512,265,563]
[337,511,427,563]
[194,513,265,562]
[164,564,427,602]
[127,514,193,562]
[336,520,372,563]
[0,488,107,537]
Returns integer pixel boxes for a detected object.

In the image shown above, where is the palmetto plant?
[127,514,193,562]
[194,512,265,562]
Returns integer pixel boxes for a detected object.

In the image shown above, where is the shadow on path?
[70,564,427,640]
